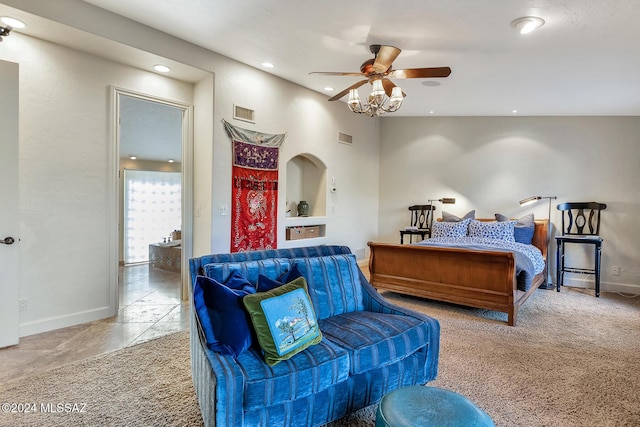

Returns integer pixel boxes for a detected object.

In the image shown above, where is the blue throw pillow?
[192,275,254,357]
[224,269,256,294]
[256,264,304,292]
[496,213,535,245]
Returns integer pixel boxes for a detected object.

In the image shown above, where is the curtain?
[124,169,181,263]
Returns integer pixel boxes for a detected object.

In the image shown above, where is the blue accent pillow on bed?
[193,275,255,357]
[468,219,517,241]
[496,213,535,245]
[432,218,471,238]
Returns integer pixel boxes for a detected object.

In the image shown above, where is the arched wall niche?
[285,153,327,217]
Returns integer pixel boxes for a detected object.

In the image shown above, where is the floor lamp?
[519,195,557,289]
[427,197,456,232]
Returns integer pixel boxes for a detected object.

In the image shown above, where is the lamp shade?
[519,196,541,206]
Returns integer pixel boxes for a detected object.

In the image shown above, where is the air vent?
[233,105,255,123]
[337,132,353,145]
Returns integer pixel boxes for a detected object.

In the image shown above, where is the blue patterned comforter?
[415,237,545,291]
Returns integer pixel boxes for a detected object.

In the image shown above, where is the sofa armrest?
[190,301,246,426]
[358,270,440,381]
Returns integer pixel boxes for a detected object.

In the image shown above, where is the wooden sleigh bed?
[368,219,548,326]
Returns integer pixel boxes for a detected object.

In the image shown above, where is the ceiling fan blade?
[309,71,365,77]
[372,45,401,73]
[328,79,368,101]
[381,78,406,98]
[388,67,452,79]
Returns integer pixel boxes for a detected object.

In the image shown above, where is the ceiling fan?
[310,44,451,113]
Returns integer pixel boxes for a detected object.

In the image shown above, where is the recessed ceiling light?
[153,64,171,73]
[512,109,518,114]
[168,159,174,163]
[129,155,137,160]
[0,17,26,29]
[324,87,334,92]
[261,62,274,68]
[421,81,441,87]
[429,110,435,114]
[511,16,545,34]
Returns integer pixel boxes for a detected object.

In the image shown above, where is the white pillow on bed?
[468,220,517,241]
[432,218,470,238]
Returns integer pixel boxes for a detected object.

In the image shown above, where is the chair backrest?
[408,205,435,230]
[557,202,607,236]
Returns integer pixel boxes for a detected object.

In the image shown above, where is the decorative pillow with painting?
[243,277,322,366]
[468,219,517,241]
[432,218,471,238]
[496,213,535,245]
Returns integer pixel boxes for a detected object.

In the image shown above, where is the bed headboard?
[531,219,549,260]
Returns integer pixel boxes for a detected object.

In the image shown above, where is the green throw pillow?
[243,277,322,366]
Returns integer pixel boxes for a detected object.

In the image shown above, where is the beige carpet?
[1,287,638,426]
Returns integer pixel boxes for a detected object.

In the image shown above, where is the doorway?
[113,89,193,314]
[0,59,19,347]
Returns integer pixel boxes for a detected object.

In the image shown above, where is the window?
[123,169,181,263]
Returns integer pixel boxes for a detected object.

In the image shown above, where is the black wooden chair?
[400,205,435,244]
[555,202,607,297]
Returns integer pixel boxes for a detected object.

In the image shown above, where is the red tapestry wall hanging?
[223,120,286,252]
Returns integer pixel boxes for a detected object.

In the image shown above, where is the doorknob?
[1,237,15,245]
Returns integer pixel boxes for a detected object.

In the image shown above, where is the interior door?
[0,59,20,347]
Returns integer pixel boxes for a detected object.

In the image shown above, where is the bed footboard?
[367,242,541,326]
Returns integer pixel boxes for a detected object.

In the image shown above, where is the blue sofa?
[189,245,440,426]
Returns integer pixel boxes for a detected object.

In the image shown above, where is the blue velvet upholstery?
[203,258,291,285]
[256,264,304,292]
[192,275,254,357]
[319,311,431,374]
[189,245,441,427]
[292,254,364,320]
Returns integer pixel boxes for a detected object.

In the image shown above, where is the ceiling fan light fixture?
[511,16,545,34]
[348,89,361,105]
[371,79,385,97]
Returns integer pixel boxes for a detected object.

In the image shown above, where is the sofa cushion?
[234,337,350,410]
[193,275,254,357]
[319,311,431,375]
[203,258,291,285]
[291,254,364,320]
[243,277,322,366]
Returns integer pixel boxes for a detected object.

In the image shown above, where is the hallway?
[0,264,188,383]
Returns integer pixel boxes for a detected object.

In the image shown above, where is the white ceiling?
[2,0,639,162]
[77,0,640,117]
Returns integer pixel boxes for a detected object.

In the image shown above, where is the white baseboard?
[560,277,640,295]
[19,306,113,338]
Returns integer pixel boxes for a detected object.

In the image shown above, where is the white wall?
[1,4,380,336]
[206,57,380,257]
[379,116,640,293]
[0,34,196,336]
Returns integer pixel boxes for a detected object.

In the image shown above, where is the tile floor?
[0,264,188,383]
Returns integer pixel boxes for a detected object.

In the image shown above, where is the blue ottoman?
[376,386,494,427]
